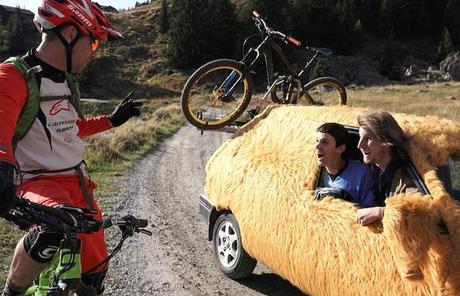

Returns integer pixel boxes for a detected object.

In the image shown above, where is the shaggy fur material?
[205,105,460,296]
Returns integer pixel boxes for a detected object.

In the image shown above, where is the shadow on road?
[237,273,307,296]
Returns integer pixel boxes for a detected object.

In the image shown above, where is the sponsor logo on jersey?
[50,99,70,116]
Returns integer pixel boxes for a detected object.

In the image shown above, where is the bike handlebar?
[102,215,151,236]
[5,198,151,236]
[4,198,100,234]
[109,217,148,228]
[252,10,302,47]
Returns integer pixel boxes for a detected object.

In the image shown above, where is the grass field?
[347,82,460,121]
[0,81,459,288]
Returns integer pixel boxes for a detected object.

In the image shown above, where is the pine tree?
[334,0,361,53]
[378,28,402,80]
[444,0,460,46]
[353,19,364,47]
[169,0,238,69]
[289,0,313,39]
[391,0,418,37]
[414,0,433,36]
[250,0,289,32]
[159,0,169,33]
[169,0,205,68]
[7,8,26,56]
[361,0,382,35]
[206,0,238,58]
[438,27,454,61]
[377,0,393,37]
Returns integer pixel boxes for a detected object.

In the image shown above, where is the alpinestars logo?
[67,1,93,28]
[50,99,70,115]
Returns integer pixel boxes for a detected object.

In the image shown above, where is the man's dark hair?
[317,122,349,148]
[317,123,349,159]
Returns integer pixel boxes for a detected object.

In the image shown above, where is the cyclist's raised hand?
[0,161,17,216]
[108,92,143,127]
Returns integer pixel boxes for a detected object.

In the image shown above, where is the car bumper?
[199,194,218,241]
[199,194,213,221]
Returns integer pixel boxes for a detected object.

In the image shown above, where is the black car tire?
[212,213,257,279]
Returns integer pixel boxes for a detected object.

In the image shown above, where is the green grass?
[0,221,20,288]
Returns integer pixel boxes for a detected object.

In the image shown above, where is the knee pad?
[23,227,63,263]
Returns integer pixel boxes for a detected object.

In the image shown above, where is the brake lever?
[138,228,153,236]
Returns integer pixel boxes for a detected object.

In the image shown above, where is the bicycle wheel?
[298,77,347,106]
[181,59,254,130]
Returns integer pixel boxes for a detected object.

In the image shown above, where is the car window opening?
[315,127,429,198]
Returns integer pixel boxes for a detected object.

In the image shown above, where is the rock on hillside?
[327,55,389,86]
[440,51,460,81]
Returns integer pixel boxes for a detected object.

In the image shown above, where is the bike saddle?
[310,47,333,57]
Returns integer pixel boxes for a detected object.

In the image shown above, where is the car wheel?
[212,213,257,279]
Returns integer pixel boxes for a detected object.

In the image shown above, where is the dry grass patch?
[83,100,183,195]
[347,82,460,120]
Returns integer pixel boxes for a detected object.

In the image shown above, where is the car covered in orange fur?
[199,105,460,296]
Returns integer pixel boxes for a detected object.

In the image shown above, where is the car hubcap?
[216,221,239,268]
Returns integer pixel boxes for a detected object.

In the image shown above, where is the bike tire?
[299,76,347,106]
[181,59,254,130]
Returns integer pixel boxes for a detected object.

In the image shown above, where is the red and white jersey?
[15,77,85,176]
[0,51,112,178]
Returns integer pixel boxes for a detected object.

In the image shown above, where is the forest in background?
[1,0,459,94]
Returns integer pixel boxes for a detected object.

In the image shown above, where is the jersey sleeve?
[358,165,378,208]
[76,115,112,138]
[0,64,27,165]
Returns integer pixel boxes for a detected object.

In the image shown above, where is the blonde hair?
[357,111,408,158]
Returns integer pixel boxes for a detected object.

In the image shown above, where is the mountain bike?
[4,198,152,296]
[181,11,347,130]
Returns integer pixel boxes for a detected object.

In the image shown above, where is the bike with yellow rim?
[181,11,347,130]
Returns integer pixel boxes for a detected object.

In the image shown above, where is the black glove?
[0,161,17,216]
[2,198,31,230]
[108,92,143,127]
[119,214,137,237]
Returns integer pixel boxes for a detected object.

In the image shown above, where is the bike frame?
[6,201,151,296]
[25,236,82,296]
[223,33,320,104]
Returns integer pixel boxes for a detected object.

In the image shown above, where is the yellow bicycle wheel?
[181,59,253,129]
[298,77,347,106]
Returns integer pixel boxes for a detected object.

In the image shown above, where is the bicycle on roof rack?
[180,10,347,130]
[4,198,152,296]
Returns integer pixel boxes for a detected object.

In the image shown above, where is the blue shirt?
[321,160,377,208]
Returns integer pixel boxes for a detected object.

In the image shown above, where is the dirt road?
[103,123,305,296]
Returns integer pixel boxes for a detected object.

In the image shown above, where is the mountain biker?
[356,111,418,226]
[315,123,377,207]
[0,1,142,295]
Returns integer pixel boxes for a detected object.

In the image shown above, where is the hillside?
[0,1,457,100]
[0,3,189,101]
[80,3,188,100]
